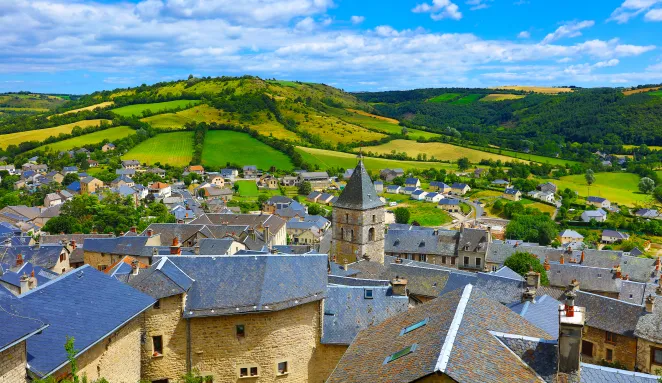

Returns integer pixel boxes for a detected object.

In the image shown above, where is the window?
[372,215,376,223]
[605,331,617,344]
[451,257,456,265]
[420,254,427,262]
[345,214,349,223]
[581,340,593,357]
[369,227,375,241]
[364,289,373,299]
[652,347,662,365]
[341,228,344,240]
[464,256,469,266]
[400,318,429,335]
[383,344,418,364]
[152,336,163,356]
[350,230,354,241]
[475,258,481,267]
[236,325,245,338]
[250,367,258,377]
[492,265,498,272]
[277,361,288,375]
[240,368,248,377]
[98,265,108,271]
[59,253,66,262]
[441,256,447,264]
[239,365,259,378]
[153,299,161,309]
[606,348,613,362]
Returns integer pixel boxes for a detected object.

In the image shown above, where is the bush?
[394,207,411,224]
[504,251,549,285]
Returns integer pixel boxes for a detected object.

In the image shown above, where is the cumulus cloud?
[466,0,491,11]
[350,15,365,24]
[517,31,530,39]
[608,0,662,23]
[645,8,662,20]
[412,0,462,20]
[541,20,595,44]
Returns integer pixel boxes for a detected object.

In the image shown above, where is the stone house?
[587,196,611,209]
[280,175,299,187]
[373,181,384,193]
[602,230,630,244]
[502,187,522,201]
[86,159,98,168]
[185,165,205,176]
[121,159,140,169]
[101,143,116,152]
[538,182,558,194]
[384,229,458,265]
[457,228,490,271]
[558,229,584,244]
[581,208,608,223]
[221,168,239,181]
[258,175,279,189]
[83,235,162,270]
[450,182,471,195]
[262,196,296,214]
[43,193,62,207]
[80,176,104,195]
[298,171,330,191]
[149,182,172,199]
[287,220,323,245]
[438,198,460,213]
[208,174,225,187]
[111,175,134,188]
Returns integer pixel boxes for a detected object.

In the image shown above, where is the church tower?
[331,159,385,265]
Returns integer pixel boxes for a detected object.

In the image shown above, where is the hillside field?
[428,93,460,102]
[480,94,525,102]
[55,101,114,117]
[123,132,194,166]
[550,172,646,207]
[325,107,438,140]
[31,126,135,152]
[492,86,573,94]
[296,146,456,171]
[360,140,529,164]
[451,94,482,104]
[201,130,293,170]
[141,104,224,130]
[466,145,579,166]
[0,119,110,149]
[111,100,201,117]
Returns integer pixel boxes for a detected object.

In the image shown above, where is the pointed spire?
[333,160,384,210]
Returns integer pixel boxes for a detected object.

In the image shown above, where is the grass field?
[0,119,110,149]
[480,94,526,102]
[111,100,200,117]
[386,200,452,226]
[55,101,114,117]
[492,86,573,94]
[428,93,460,102]
[283,106,385,144]
[550,172,646,207]
[0,107,49,112]
[202,130,293,170]
[623,87,661,96]
[451,94,482,104]
[650,90,662,97]
[360,140,529,164]
[141,104,224,130]
[324,107,438,140]
[520,198,556,215]
[31,126,135,152]
[296,146,456,171]
[123,132,194,166]
[624,145,662,151]
[235,180,259,197]
[466,145,579,166]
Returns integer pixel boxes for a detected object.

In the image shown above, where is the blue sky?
[1,0,662,94]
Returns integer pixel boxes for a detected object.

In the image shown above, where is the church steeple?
[333,160,384,211]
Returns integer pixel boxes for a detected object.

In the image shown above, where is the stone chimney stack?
[559,254,564,264]
[130,226,137,234]
[558,289,585,375]
[264,226,270,244]
[19,273,29,295]
[656,278,662,296]
[646,294,655,313]
[70,240,76,250]
[147,228,153,237]
[391,276,408,296]
[194,245,200,255]
[170,237,181,255]
[16,253,23,266]
[543,257,551,271]
[28,270,37,290]
[131,259,140,276]
[526,267,541,290]
[522,287,536,303]
[580,251,585,264]
[613,265,622,279]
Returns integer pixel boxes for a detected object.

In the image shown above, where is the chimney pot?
[19,273,29,295]
[613,265,622,279]
[646,294,655,313]
[130,226,137,233]
[70,239,76,249]
[16,253,23,266]
[580,251,585,264]
[194,246,200,255]
[543,257,551,271]
[391,277,408,296]
[147,229,153,237]
[131,259,140,275]
[559,254,565,264]
[522,287,536,302]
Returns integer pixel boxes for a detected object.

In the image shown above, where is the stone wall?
[310,343,348,383]
[331,206,385,265]
[83,251,151,270]
[0,341,27,383]
[581,326,637,370]
[636,338,662,373]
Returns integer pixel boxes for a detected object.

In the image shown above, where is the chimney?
[522,287,536,303]
[19,273,29,295]
[543,257,551,271]
[568,279,580,292]
[16,253,23,266]
[646,294,655,313]
[264,226,270,243]
[194,245,200,255]
[394,257,403,264]
[526,267,541,290]
[170,237,181,255]
[248,228,256,241]
[559,254,564,264]
[657,278,662,295]
[28,270,37,290]
[130,226,137,233]
[120,231,124,236]
[131,259,140,276]
[558,289,585,375]
[580,251,585,264]
[70,239,76,250]
[613,265,622,279]
[147,229,153,237]
[391,276,408,296]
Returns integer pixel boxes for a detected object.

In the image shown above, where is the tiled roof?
[494,333,558,382]
[635,296,662,343]
[580,363,659,383]
[0,245,64,269]
[40,233,114,245]
[155,254,327,317]
[618,280,657,305]
[385,229,457,256]
[83,236,155,257]
[575,291,644,336]
[507,295,561,339]
[189,213,286,235]
[20,266,154,377]
[327,285,553,383]
[0,288,47,352]
[548,263,621,293]
[128,257,194,299]
[322,284,408,345]
[141,223,212,245]
[334,160,384,210]
[0,262,58,288]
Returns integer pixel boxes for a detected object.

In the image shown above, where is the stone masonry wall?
[331,206,385,265]
[636,338,662,373]
[54,316,142,383]
[581,326,637,370]
[310,343,348,383]
[0,341,27,383]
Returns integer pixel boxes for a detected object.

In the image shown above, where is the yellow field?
[480,94,525,102]
[623,87,661,96]
[346,108,400,124]
[109,90,136,99]
[359,140,530,163]
[55,101,114,117]
[623,144,662,151]
[141,104,225,130]
[283,106,385,144]
[492,86,573,94]
[0,119,110,149]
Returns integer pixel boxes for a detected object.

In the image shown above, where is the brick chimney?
[147,228,153,237]
[170,237,181,255]
[391,276,408,296]
[19,273,29,295]
[613,265,622,279]
[558,289,585,375]
[28,270,38,290]
[16,253,23,266]
[543,257,551,271]
[70,240,76,250]
[559,254,564,264]
[522,287,536,303]
[580,251,585,264]
[646,294,655,313]
[568,279,580,292]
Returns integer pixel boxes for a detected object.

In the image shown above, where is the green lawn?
[202,130,293,170]
[324,107,439,140]
[550,172,646,207]
[123,132,194,167]
[296,147,456,172]
[31,126,135,152]
[111,100,201,117]
[235,181,259,197]
[650,90,662,97]
[467,145,579,166]
[451,94,482,105]
[387,200,452,226]
[428,93,460,102]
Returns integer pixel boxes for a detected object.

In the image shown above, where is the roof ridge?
[435,284,473,373]
[157,257,195,289]
[19,265,92,297]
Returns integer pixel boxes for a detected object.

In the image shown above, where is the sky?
[1,0,662,94]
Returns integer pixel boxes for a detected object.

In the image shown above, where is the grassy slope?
[0,119,110,149]
[451,94,482,105]
[202,130,293,170]
[123,132,194,166]
[141,104,224,130]
[324,107,438,140]
[31,126,135,152]
[428,94,460,102]
[361,140,529,164]
[297,146,455,171]
[551,172,646,207]
[55,101,114,117]
[466,145,579,166]
[480,94,525,102]
[111,100,201,117]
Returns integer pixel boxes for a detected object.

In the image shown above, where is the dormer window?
[419,241,425,247]
[400,318,429,336]
[364,289,373,299]
[394,239,400,246]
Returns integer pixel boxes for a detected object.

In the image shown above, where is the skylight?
[400,318,429,336]
[383,344,418,364]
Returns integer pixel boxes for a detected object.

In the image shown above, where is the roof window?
[400,318,429,336]
[383,344,418,364]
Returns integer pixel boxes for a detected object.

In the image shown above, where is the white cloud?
[412,0,462,21]
[350,15,365,24]
[557,57,572,63]
[542,20,595,44]
[645,8,662,20]
[608,0,662,23]
[466,0,491,11]
[594,58,620,68]
[295,17,317,32]
[517,31,530,39]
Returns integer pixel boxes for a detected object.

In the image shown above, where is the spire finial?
[358,147,363,159]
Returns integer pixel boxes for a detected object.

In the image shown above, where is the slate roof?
[492,266,524,281]
[0,288,47,352]
[507,295,561,339]
[385,229,457,256]
[438,198,460,205]
[327,285,554,383]
[128,257,194,299]
[602,230,629,240]
[322,284,408,345]
[40,233,114,245]
[20,266,154,377]
[405,177,419,185]
[0,262,58,288]
[560,229,584,239]
[451,182,469,189]
[635,208,659,218]
[153,254,327,317]
[189,213,286,234]
[587,196,608,203]
[197,238,239,255]
[333,160,384,210]
[83,236,155,257]
[504,187,520,195]
[580,363,659,383]
[494,333,559,382]
[141,223,212,245]
[548,263,621,293]
[0,245,64,269]
[575,291,644,337]
[618,280,658,305]
[634,295,662,343]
